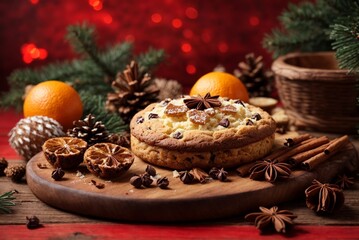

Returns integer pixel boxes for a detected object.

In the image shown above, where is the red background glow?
[0,0,303,91]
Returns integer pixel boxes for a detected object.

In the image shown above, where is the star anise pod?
[245,206,297,233]
[184,93,221,110]
[335,174,355,190]
[179,171,195,184]
[191,168,209,184]
[249,160,291,183]
[305,179,344,213]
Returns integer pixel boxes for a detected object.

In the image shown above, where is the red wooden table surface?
[0,109,359,240]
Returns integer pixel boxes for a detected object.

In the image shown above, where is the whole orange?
[23,81,83,130]
[189,72,249,102]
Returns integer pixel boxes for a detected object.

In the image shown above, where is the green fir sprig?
[263,0,359,73]
[330,17,359,73]
[0,190,17,214]
[0,22,165,133]
[80,93,127,133]
[263,0,336,58]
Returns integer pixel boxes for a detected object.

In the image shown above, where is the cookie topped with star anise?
[130,94,276,170]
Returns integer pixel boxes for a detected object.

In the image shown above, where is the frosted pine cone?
[9,116,65,160]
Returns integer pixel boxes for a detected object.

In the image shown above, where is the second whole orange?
[189,72,249,102]
[23,80,83,130]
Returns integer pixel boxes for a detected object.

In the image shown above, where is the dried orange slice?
[42,137,88,169]
[84,143,134,179]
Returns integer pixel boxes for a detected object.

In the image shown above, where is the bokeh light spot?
[181,43,192,53]
[21,43,36,54]
[151,13,162,23]
[89,0,103,11]
[103,13,113,24]
[21,43,47,63]
[218,42,229,53]
[172,18,183,29]
[23,54,33,64]
[249,16,260,26]
[185,7,198,19]
[186,64,196,74]
[29,0,39,4]
[39,49,48,59]
[30,48,40,59]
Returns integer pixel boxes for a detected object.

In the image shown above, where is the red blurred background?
[0,0,303,91]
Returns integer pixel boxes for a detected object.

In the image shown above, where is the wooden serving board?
[26,133,359,222]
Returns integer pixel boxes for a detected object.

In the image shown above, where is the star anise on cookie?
[249,160,291,183]
[305,179,344,213]
[245,206,297,233]
[184,93,221,110]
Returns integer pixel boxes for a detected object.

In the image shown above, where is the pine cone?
[106,60,160,123]
[154,78,183,101]
[0,158,8,176]
[9,116,65,160]
[235,53,273,97]
[5,164,26,182]
[107,132,131,148]
[67,114,109,145]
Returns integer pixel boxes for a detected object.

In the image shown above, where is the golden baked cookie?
[130,94,276,170]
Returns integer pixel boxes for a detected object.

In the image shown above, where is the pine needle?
[0,190,17,214]
[263,0,359,60]
[330,17,359,73]
[1,22,165,114]
[80,93,128,133]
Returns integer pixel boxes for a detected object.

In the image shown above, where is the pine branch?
[66,23,114,78]
[99,42,133,81]
[330,14,359,73]
[1,22,165,113]
[0,89,24,110]
[263,29,331,58]
[263,0,359,58]
[2,61,89,109]
[280,2,335,31]
[80,92,128,133]
[0,190,17,214]
[137,48,166,73]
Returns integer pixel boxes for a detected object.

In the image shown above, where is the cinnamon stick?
[284,133,312,147]
[263,134,313,161]
[274,136,330,163]
[301,152,331,171]
[301,136,350,171]
[264,147,290,161]
[236,162,256,177]
[288,143,329,166]
[324,135,349,155]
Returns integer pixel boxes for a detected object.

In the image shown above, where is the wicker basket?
[272,52,358,133]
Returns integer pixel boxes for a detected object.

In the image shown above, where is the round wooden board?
[26,137,358,222]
